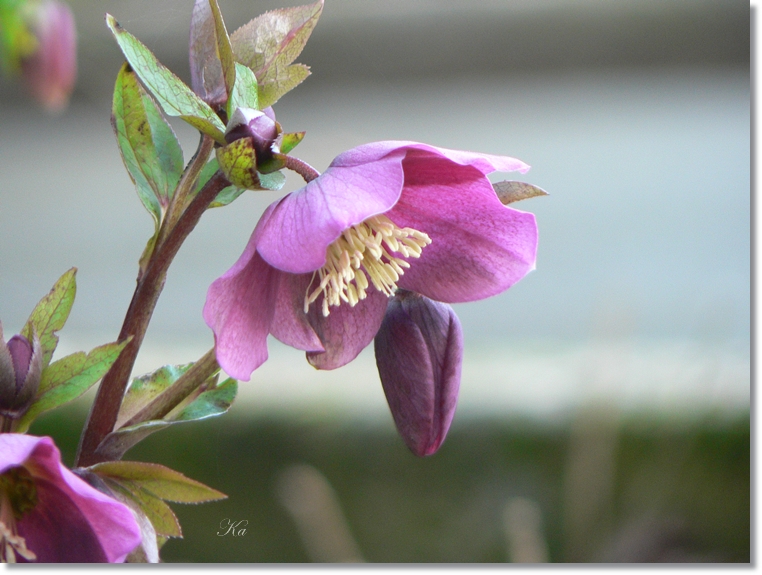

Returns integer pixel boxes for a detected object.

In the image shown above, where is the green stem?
[75,168,230,467]
[120,348,219,428]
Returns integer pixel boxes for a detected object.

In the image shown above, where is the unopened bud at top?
[373,291,464,457]
[0,323,42,419]
[224,106,280,161]
[21,0,77,113]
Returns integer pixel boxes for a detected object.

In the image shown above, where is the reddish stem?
[75,170,230,467]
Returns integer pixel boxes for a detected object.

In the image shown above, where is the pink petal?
[18,478,108,562]
[204,249,278,381]
[2,435,141,563]
[306,288,389,370]
[270,272,324,352]
[256,147,407,273]
[389,151,538,302]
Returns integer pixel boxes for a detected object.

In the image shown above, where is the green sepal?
[278,131,305,155]
[226,63,259,118]
[88,460,227,503]
[112,62,184,223]
[258,170,286,191]
[215,138,260,189]
[493,181,549,205]
[257,152,287,175]
[194,159,247,207]
[17,339,131,432]
[106,14,227,144]
[230,0,323,108]
[20,268,76,370]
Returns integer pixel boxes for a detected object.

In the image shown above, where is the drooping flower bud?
[224,107,280,160]
[217,106,284,189]
[373,291,464,457]
[0,323,42,419]
[20,1,77,113]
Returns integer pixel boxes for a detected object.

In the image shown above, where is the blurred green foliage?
[32,404,749,563]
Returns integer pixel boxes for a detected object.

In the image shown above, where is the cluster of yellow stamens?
[304,214,432,316]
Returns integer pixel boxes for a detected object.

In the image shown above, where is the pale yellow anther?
[304,214,431,316]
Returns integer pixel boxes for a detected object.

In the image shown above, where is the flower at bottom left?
[0,433,141,563]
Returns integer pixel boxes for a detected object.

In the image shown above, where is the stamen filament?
[304,214,432,316]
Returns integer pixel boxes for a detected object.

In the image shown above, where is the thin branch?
[76,168,230,467]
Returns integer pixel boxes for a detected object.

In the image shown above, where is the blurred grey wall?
[0,1,750,362]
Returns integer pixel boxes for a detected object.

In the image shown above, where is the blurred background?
[0,0,750,563]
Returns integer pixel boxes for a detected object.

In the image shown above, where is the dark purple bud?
[21,0,77,113]
[374,291,464,457]
[224,107,280,162]
[0,323,42,419]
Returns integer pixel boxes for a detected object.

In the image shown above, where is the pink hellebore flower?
[204,141,538,381]
[0,434,141,562]
[21,0,77,112]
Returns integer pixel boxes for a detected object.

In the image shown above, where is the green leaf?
[17,340,130,432]
[226,63,259,118]
[106,14,226,144]
[89,461,227,503]
[258,63,311,109]
[189,0,236,108]
[115,364,192,428]
[278,131,305,155]
[230,0,323,107]
[112,62,184,223]
[21,268,76,369]
[105,478,182,539]
[493,181,549,205]
[96,377,237,460]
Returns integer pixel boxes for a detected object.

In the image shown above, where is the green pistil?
[0,467,38,520]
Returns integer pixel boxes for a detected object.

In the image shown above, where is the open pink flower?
[0,434,141,563]
[204,141,538,381]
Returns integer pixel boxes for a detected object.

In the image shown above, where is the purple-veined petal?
[18,478,108,562]
[256,141,529,275]
[256,148,407,273]
[330,140,530,175]
[270,272,324,353]
[204,250,278,381]
[203,204,282,381]
[306,288,389,370]
[0,433,40,473]
[389,151,538,302]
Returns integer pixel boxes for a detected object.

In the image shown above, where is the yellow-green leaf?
[21,268,76,369]
[18,340,130,432]
[112,63,184,222]
[90,461,227,503]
